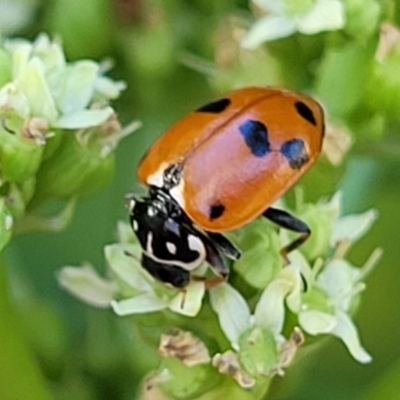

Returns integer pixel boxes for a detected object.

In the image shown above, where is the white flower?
[332,209,378,245]
[210,198,380,367]
[58,191,380,373]
[209,264,303,378]
[242,0,346,49]
[300,251,381,363]
[0,33,126,129]
[108,244,206,317]
[57,224,208,318]
[209,282,252,350]
[57,264,117,308]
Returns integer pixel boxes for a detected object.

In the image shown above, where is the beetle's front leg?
[206,231,241,260]
[192,234,229,289]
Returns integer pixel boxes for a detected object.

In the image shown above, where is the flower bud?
[238,326,278,378]
[229,218,281,288]
[33,130,115,200]
[0,116,44,183]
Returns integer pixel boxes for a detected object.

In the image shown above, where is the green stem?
[0,259,53,400]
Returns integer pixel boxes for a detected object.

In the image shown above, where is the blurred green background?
[1,0,400,399]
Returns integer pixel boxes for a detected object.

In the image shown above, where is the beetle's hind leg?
[263,207,310,264]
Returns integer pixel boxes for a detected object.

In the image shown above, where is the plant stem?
[0,259,53,400]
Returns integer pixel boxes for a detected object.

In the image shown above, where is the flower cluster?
[0,33,138,246]
[241,0,345,49]
[58,192,380,395]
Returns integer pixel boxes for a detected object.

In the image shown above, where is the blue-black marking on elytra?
[281,139,309,169]
[239,120,270,157]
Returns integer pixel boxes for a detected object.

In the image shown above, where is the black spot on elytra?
[239,120,270,157]
[196,98,231,113]
[209,203,225,220]
[295,101,316,126]
[281,139,309,169]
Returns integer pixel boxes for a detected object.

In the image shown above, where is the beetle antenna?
[123,250,141,263]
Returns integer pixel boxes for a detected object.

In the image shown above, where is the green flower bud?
[296,196,339,260]
[1,178,36,222]
[229,218,281,289]
[238,326,278,378]
[301,285,334,314]
[33,130,115,200]
[0,117,44,183]
[158,358,217,399]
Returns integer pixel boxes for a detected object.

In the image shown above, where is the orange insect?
[127,87,324,288]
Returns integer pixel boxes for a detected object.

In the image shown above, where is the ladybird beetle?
[127,87,324,289]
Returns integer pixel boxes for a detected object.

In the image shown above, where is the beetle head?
[126,190,207,287]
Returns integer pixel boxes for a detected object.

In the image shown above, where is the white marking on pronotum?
[166,242,177,254]
[188,234,205,255]
[146,163,168,187]
[169,178,185,210]
[132,219,138,231]
[127,198,136,213]
[146,232,205,271]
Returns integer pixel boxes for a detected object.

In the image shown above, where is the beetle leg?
[192,238,228,288]
[262,207,310,264]
[205,241,229,277]
[192,274,227,289]
[179,288,187,309]
[192,237,228,289]
[206,232,241,260]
